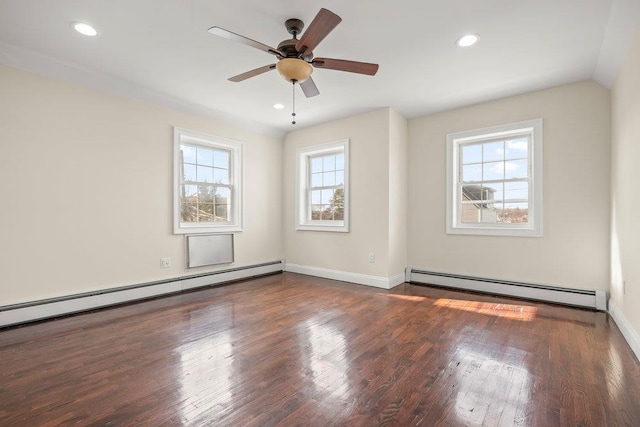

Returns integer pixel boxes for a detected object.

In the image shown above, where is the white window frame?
[173,127,242,234]
[296,139,350,232]
[446,118,543,237]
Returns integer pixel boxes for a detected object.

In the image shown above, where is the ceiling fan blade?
[295,8,342,56]
[312,58,379,75]
[300,77,320,98]
[228,64,277,82]
[208,26,283,58]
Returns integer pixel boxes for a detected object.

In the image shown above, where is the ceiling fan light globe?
[276,58,313,83]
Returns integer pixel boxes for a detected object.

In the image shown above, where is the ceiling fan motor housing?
[285,18,304,36]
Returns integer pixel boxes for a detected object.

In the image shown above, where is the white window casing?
[296,139,350,232]
[174,127,243,234]
[446,118,543,237]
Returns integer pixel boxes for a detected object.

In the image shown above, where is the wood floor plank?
[1,272,639,426]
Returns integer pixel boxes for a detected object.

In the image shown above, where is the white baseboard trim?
[389,273,406,289]
[0,261,283,328]
[284,263,405,290]
[408,269,607,311]
[609,301,640,362]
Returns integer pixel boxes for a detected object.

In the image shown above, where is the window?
[174,127,242,234]
[446,118,542,236]
[296,140,349,232]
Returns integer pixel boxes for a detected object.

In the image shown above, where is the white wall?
[611,28,640,354]
[282,107,408,286]
[388,109,408,279]
[0,64,283,306]
[408,81,611,291]
[283,108,398,281]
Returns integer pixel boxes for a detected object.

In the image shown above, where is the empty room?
[1,0,640,425]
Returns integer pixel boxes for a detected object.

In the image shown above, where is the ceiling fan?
[208,8,379,99]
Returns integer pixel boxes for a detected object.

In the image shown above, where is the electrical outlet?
[368,253,375,263]
[160,257,171,268]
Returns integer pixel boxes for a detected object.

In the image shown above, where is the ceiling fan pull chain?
[291,80,297,125]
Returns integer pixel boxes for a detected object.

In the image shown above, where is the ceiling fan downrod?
[291,79,297,125]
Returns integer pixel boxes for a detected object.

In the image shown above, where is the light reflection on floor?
[605,341,623,403]
[304,320,350,400]
[178,330,234,422]
[452,346,532,425]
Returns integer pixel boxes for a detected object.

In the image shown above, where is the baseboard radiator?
[0,261,283,328]
[406,268,607,311]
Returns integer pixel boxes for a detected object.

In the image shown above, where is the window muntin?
[296,140,349,232]
[174,128,242,234]
[308,152,345,221]
[446,119,542,236]
[179,144,232,223]
[459,135,530,225]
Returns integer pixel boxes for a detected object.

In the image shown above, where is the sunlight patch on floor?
[435,298,538,321]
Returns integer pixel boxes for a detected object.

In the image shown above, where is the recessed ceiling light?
[71,22,98,37]
[456,33,479,47]
[273,103,285,110]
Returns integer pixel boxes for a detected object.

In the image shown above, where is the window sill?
[297,222,349,233]
[174,224,243,234]
[447,225,542,237]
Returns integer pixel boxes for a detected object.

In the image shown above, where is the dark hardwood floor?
[1,272,639,426]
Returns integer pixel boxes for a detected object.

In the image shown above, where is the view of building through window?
[179,143,231,223]
[459,136,530,224]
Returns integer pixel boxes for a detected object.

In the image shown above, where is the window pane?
[311,157,323,173]
[460,202,480,223]
[215,204,229,221]
[461,185,482,203]
[504,181,528,201]
[215,187,230,204]
[199,204,214,221]
[499,203,529,223]
[198,185,214,203]
[462,164,482,182]
[213,167,229,184]
[184,164,197,182]
[324,155,336,171]
[321,207,333,220]
[181,145,197,164]
[213,150,229,168]
[311,205,322,220]
[308,190,320,205]
[181,184,198,198]
[323,171,336,186]
[181,202,197,222]
[197,147,213,166]
[335,154,344,170]
[505,138,528,159]
[311,172,322,187]
[483,161,504,181]
[333,205,344,220]
[335,170,344,186]
[321,189,334,204]
[483,183,502,204]
[461,144,482,164]
[505,159,528,179]
[480,208,499,223]
[483,141,504,162]
[197,165,213,183]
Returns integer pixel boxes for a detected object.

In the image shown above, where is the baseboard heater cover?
[0,261,283,328]
[407,269,606,311]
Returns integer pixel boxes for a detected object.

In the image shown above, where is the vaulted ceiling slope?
[0,0,638,137]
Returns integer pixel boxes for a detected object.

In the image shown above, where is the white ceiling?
[1,0,638,138]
